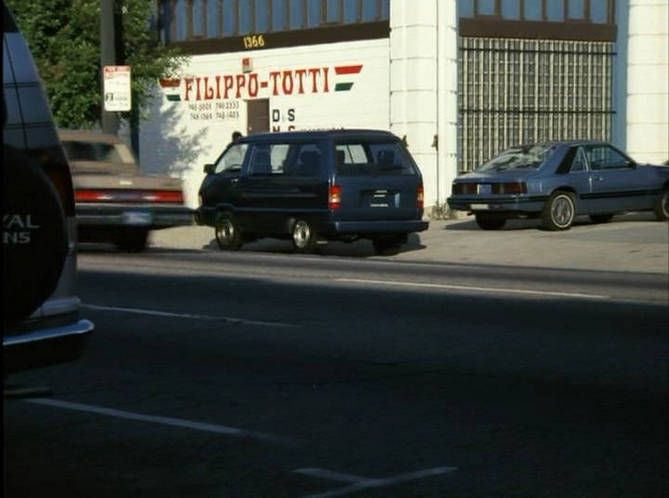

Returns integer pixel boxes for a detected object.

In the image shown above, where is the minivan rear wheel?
[291,219,318,253]
[215,213,242,250]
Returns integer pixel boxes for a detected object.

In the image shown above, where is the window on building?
[344,0,359,22]
[256,0,270,31]
[500,0,519,19]
[591,0,608,23]
[568,0,585,19]
[289,0,304,29]
[273,0,287,30]
[239,0,252,34]
[523,1,542,20]
[546,0,565,21]
[207,0,220,37]
[477,0,496,16]
[361,0,376,21]
[308,0,321,27]
[326,0,341,23]
[222,0,235,35]
[175,0,188,40]
[193,0,205,37]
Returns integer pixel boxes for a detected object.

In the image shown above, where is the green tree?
[7,0,186,129]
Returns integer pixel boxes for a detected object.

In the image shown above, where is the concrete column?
[626,0,668,164]
[390,0,438,211]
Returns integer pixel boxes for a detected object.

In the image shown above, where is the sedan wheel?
[542,191,576,231]
[215,214,242,250]
[654,188,669,221]
[292,219,317,253]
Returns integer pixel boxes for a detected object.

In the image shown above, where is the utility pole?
[100,0,118,134]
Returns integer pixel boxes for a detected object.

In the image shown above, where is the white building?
[140,0,669,212]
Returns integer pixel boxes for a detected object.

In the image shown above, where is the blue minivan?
[196,129,428,254]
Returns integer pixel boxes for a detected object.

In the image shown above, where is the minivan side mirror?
[203,163,214,174]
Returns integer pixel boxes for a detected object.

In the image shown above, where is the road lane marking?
[294,466,458,497]
[26,398,297,446]
[335,278,609,300]
[83,303,298,328]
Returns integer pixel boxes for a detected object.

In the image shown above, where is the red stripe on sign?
[334,65,363,75]
[159,79,181,88]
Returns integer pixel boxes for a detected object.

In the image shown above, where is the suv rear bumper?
[331,220,429,234]
[3,318,94,373]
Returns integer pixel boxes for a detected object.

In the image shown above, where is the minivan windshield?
[334,141,416,176]
[477,144,554,172]
[214,143,249,174]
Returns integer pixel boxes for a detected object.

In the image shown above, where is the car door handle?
[593,176,604,181]
[230,178,239,184]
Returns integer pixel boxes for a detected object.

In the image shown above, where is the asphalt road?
[4,249,668,498]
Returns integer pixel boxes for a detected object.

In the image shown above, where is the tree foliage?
[7,0,186,129]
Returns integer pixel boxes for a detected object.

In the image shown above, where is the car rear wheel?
[474,214,506,230]
[372,234,408,255]
[291,219,318,253]
[589,214,614,224]
[115,229,149,252]
[215,213,243,250]
[654,187,669,221]
[542,191,576,231]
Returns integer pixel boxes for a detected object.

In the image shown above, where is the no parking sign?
[103,65,132,112]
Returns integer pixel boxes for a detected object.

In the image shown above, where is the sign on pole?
[103,65,132,112]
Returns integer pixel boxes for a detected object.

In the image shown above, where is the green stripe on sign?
[335,82,354,92]
[166,95,181,101]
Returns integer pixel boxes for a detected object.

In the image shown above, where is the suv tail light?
[417,183,424,209]
[329,185,341,210]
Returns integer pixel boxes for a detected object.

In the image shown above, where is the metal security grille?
[458,37,615,172]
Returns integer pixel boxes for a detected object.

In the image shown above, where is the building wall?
[140,38,390,207]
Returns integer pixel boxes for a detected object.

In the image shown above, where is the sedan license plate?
[123,211,152,226]
[477,184,492,194]
[470,203,489,210]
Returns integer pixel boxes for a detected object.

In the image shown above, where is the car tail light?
[329,185,341,210]
[452,183,477,195]
[417,183,424,208]
[496,182,527,194]
[75,189,184,204]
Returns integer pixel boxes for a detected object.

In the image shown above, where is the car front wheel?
[542,191,576,231]
[215,213,242,250]
[292,219,318,253]
[654,187,669,221]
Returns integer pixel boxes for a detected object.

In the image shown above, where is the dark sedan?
[447,141,669,230]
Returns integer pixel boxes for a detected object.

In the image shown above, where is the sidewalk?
[149,213,669,275]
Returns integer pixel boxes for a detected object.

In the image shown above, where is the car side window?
[287,143,322,177]
[570,147,587,172]
[585,145,633,170]
[214,143,248,174]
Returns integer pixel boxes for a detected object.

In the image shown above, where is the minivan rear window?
[334,141,416,176]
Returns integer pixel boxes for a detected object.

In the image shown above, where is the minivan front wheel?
[291,219,318,253]
[215,214,242,250]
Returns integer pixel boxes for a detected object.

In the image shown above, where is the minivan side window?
[247,142,321,177]
[214,143,248,174]
[335,141,416,176]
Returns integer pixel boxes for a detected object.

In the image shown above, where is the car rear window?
[334,141,416,176]
[477,144,554,172]
[62,140,134,164]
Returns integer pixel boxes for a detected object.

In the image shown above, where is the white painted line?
[336,278,609,300]
[26,398,297,446]
[294,466,458,498]
[83,303,297,328]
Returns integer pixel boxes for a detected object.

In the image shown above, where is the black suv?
[196,129,428,254]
